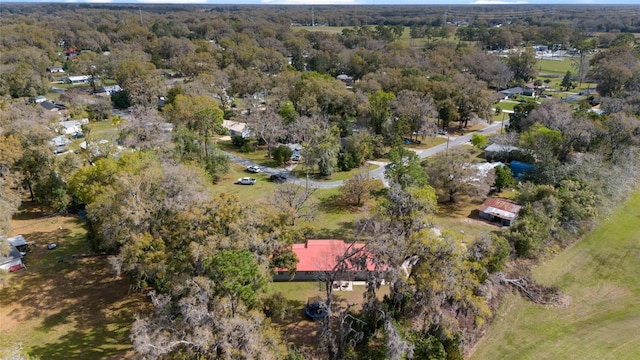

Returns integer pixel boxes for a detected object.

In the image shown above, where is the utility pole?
[139,8,143,26]
[311,7,315,27]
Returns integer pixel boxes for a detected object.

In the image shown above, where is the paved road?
[225,119,509,189]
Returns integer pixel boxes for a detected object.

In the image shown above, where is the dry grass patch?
[0,205,147,359]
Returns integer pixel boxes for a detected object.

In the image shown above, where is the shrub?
[272,145,293,166]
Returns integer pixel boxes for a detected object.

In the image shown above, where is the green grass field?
[470,189,640,360]
[538,58,574,75]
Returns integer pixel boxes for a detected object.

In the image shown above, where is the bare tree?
[131,277,286,359]
[339,172,380,206]
[244,106,285,158]
[118,106,171,151]
[270,181,317,226]
[392,90,438,139]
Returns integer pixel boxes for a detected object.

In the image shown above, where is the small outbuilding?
[478,197,522,226]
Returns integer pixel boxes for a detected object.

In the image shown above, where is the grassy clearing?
[0,205,146,359]
[495,100,518,112]
[538,58,574,75]
[290,163,378,182]
[470,189,640,360]
[433,197,506,244]
[89,120,120,142]
[217,140,281,169]
[404,136,447,150]
[295,26,350,34]
[212,162,278,204]
[212,162,366,238]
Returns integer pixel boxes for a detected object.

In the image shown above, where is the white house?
[58,119,88,135]
[66,75,92,85]
[47,66,65,73]
[100,85,122,96]
[222,120,250,138]
[49,135,71,149]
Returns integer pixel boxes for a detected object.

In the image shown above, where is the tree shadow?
[2,211,147,359]
[311,224,356,242]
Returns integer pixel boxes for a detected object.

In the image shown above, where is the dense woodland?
[1,4,640,359]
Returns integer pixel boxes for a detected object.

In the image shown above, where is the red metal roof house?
[274,239,376,282]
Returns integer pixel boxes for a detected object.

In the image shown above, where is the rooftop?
[478,198,522,221]
[280,239,375,273]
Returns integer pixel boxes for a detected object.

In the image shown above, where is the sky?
[2,0,639,5]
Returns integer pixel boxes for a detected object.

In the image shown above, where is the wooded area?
[1,3,640,359]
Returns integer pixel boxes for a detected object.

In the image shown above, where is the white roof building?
[58,119,88,135]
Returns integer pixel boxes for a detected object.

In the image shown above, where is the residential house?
[65,75,92,85]
[491,92,508,103]
[49,135,71,154]
[40,101,67,112]
[30,96,48,104]
[49,135,72,147]
[99,85,122,96]
[222,120,250,138]
[65,48,79,61]
[478,197,522,226]
[274,239,376,282]
[336,74,354,86]
[58,119,88,135]
[484,143,522,160]
[47,66,65,73]
[500,86,535,98]
[0,236,26,272]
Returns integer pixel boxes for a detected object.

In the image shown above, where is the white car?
[236,177,256,185]
[247,165,261,173]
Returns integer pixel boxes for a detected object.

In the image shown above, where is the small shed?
[478,198,522,226]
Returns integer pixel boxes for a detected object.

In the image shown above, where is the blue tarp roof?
[510,161,535,179]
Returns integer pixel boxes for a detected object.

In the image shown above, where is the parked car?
[246,165,261,173]
[291,154,301,162]
[236,177,256,185]
[72,132,85,139]
[270,173,287,183]
[437,129,446,135]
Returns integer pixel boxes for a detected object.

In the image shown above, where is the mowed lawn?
[470,189,640,360]
[0,206,146,359]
